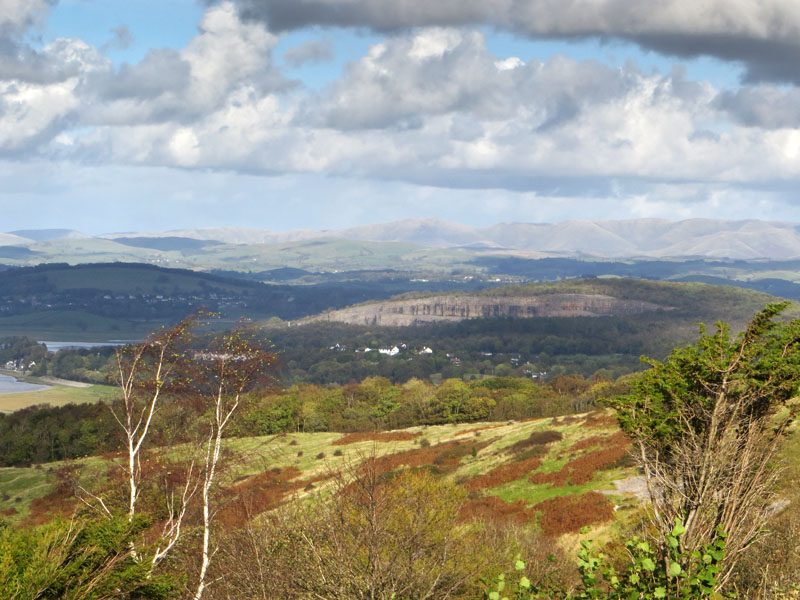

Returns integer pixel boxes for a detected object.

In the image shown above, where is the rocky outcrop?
[308,293,669,327]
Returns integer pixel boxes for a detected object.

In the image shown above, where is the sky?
[2,0,800,234]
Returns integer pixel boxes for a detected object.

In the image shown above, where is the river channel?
[0,373,47,394]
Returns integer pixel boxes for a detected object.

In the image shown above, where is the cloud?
[0,0,52,35]
[82,2,288,127]
[230,0,800,83]
[0,0,99,85]
[715,86,800,129]
[283,38,333,66]
[33,27,797,195]
[1,1,800,213]
[102,25,133,51]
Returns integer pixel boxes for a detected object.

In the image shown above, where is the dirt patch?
[459,496,538,526]
[531,432,630,487]
[465,457,542,492]
[535,492,615,537]
[609,475,649,501]
[37,376,92,388]
[332,431,422,445]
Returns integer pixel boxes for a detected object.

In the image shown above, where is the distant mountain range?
[5,218,800,260]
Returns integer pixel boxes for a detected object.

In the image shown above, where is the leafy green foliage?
[0,515,177,599]
[605,302,800,587]
[572,522,729,600]
[608,301,800,458]
[484,521,729,600]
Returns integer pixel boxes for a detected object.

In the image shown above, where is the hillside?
[304,278,780,328]
[0,411,638,539]
[310,292,668,326]
[0,262,494,340]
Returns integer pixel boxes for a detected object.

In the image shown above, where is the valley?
[2,221,800,599]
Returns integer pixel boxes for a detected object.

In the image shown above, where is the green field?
[0,381,116,413]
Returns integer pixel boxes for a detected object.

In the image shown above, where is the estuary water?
[0,373,47,394]
[40,341,130,352]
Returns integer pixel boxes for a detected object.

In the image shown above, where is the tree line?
[0,373,620,467]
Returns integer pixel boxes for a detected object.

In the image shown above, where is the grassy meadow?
[0,410,640,543]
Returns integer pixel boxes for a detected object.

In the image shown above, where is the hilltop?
[4,221,800,310]
[304,278,781,328]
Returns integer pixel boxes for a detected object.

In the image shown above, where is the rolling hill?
[0,262,491,340]
[94,218,800,259]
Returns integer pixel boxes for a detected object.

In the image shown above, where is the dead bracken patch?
[218,466,305,528]
[25,492,77,526]
[459,495,537,526]
[24,464,80,526]
[568,435,608,452]
[465,457,543,491]
[531,432,630,487]
[582,412,618,428]
[332,431,422,445]
[362,440,493,478]
[535,491,614,537]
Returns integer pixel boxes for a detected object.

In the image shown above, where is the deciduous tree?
[607,301,800,591]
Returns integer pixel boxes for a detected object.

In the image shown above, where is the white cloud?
[0,0,799,227]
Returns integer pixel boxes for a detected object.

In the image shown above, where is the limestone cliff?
[306,293,669,327]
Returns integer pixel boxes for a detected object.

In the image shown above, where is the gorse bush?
[0,516,178,600]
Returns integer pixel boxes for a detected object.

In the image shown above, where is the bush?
[484,521,727,599]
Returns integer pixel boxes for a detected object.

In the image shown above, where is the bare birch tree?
[79,315,276,596]
[188,327,276,600]
[109,316,196,524]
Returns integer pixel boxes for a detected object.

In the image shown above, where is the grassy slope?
[0,411,636,538]
[5,410,797,547]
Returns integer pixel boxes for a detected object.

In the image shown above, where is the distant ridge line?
[91,218,800,260]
